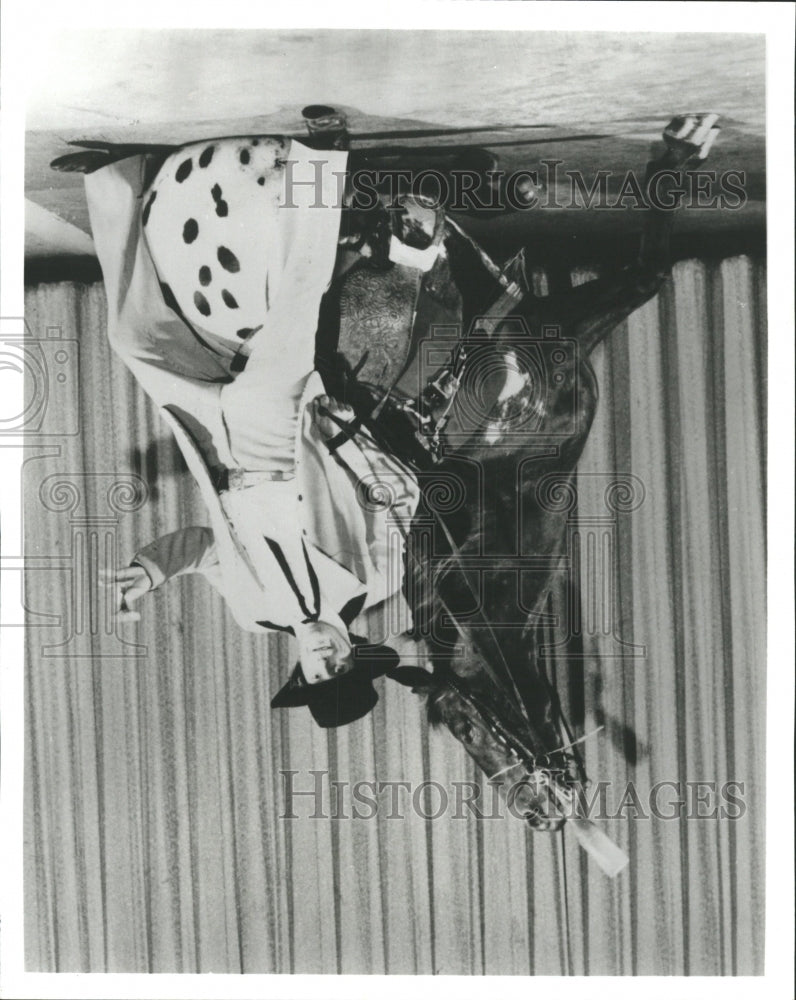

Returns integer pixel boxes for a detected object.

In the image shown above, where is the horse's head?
[423,633,583,832]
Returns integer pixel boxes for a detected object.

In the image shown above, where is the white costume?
[85,137,419,636]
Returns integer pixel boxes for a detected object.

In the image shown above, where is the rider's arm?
[330,428,419,532]
[327,425,419,607]
[314,396,419,531]
[310,394,419,601]
[132,526,220,588]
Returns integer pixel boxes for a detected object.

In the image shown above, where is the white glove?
[100,564,153,623]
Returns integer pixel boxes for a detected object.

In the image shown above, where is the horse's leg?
[527,114,720,358]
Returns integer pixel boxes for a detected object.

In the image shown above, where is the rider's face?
[299,621,354,684]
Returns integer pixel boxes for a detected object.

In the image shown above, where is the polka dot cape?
[142,136,291,346]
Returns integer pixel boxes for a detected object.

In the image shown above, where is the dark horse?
[318,113,719,870]
[53,111,719,870]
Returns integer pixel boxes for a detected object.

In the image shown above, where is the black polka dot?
[183,218,199,243]
[198,145,215,168]
[175,158,193,183]
[211,184,228,217]
[217,246,240,273]
[160,282,179,312]
[236,324,262,339]
[257,176,265,186]
[193,291,211,317]
[239,148,250,165]
[142,189,157,226]
[199,266,212,286]
[252,139,259,146]
[221,289,239,309]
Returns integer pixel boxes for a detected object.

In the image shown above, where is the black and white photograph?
[1,3,793,996]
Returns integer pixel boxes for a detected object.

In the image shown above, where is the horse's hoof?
[302,104,349,148]
[663,113,720,162]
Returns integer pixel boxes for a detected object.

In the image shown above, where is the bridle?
[435,664,581,831]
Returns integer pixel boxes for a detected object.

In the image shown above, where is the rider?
[85,120,433,724]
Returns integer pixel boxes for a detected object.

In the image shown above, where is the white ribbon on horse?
[549,781,629,877]
[388,234,443,272]
[569,818,629,878]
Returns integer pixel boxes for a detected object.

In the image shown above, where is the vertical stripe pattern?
[23,257,765,973]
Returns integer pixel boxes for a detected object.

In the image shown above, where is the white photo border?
[1,2,793,998]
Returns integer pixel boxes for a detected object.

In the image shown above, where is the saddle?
[321,199,468,469]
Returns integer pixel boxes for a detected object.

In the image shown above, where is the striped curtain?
[23,256,765,974]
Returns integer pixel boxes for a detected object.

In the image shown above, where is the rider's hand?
[100,564,153,623]
[311,394,355,441]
